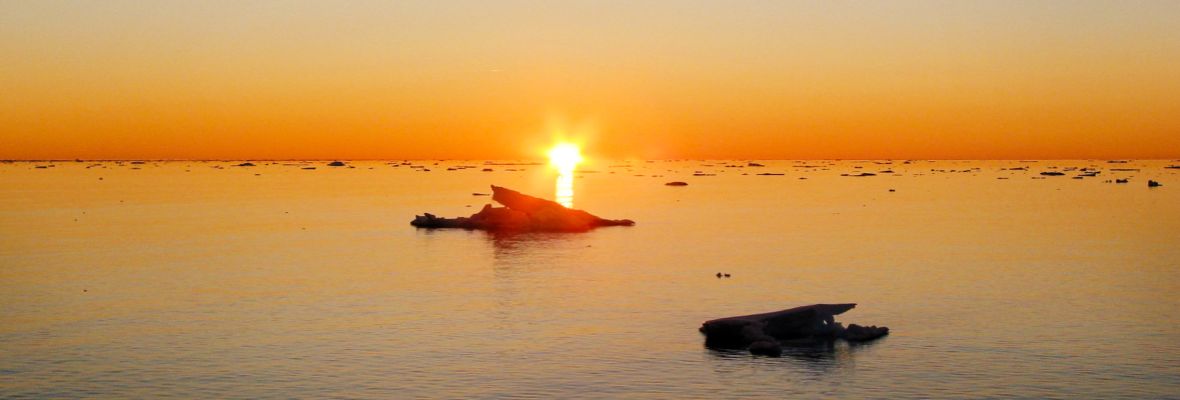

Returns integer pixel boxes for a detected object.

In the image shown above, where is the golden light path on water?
[555,170,574,208]
[547,143,582,208]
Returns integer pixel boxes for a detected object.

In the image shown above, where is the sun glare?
[548,142,581,208]
[548,143,583,172]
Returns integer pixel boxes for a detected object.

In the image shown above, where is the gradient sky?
[2,0,1178,160]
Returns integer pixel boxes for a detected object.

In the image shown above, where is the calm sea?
[2,160,1178,398]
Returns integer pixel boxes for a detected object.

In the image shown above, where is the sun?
[547,143,583,172]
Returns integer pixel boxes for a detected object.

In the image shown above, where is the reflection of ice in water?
[555,167,574,208]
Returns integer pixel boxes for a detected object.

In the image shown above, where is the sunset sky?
[2,1,1178,160]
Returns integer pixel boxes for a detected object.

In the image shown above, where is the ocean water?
[2,160,1178,399]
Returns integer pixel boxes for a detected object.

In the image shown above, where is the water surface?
[2,160,1178,398]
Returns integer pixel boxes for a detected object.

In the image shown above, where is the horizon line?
[4,158,1178,162]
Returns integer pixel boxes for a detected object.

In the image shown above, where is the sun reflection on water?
[548,143,582,208]
[555,169,574,208]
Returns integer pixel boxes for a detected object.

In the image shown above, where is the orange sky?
[2,1,1178,160]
